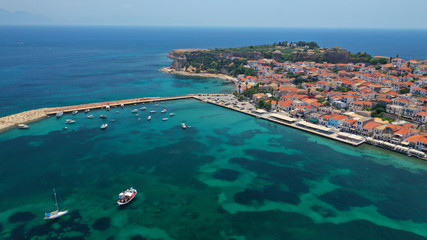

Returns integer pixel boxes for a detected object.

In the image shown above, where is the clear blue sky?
[1,0,427,28]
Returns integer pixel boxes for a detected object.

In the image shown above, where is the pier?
[0,95,195,133]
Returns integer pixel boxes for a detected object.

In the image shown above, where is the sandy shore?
[160,67,238,86]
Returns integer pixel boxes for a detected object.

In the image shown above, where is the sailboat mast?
[53,188,59,211]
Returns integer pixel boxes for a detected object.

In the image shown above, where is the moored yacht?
[161,109,167,113]
[84,109,90,113]
[147,115,151,120]
[106,105,110,111]
[140,107,147,111]
[117,187,137,206]
[44,189,68,220]
[101,123,108,130]
[149,110,156,113]
[132,109,138,113]
[169,113,175,116]
[182,123,187,129]
[18,124,29,129]
[163,118,168,121]
[87,115,93,119]
[65,119,76,124]
[100,114,107,119]
[56,112,64,118]
[72,110,78,115]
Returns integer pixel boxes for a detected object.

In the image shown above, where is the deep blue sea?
[1,26,427,240]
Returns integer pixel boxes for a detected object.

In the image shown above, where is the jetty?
[0,95,195,133]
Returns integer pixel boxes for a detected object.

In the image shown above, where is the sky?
[0,0,426,28]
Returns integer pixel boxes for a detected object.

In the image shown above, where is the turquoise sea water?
[2,100,427,239]
[2,27,427,239]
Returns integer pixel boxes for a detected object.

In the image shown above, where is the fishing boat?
[169,113,175,116]
[56,112,64,118]
[147,115,151,120]
[18,124,29,129]
[101,123,108,130]
[140,107,147,111]
[72,111,78,115]
[163,118,168,121]
[117,187,137,206]
[87,115,93,119]
[161,109,167,113]
[132,109,138,113]
[100,114,107,119]
[65,119,75,124]
[44,189,68,220]
[149,110,156,113]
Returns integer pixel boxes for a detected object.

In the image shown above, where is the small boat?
[163,118,168,121]
[116,111,120,113]
[121,104,124,108]
[132,109,138,113]
[101,123,108,130]
[155,103,159,107]
[87,115,93,119]
[72,111,78,115]
[106,105,110,111]
[63,127,68,130]
[56,112,64,118]
[84,109,90,113]
[169,113,175,116]
[137,118,141,121]
[135,114,139,117]
[18,124,29,129]
[140,107,147,111]
[110,119,115,122]
[117,187,137,206]
[149,110,156,113]
[182,123,187,129]
[147,116,151,120]
[161,109,167,113]
[44,188,68,220]
[100,114,107,119]
[65,119,76,124]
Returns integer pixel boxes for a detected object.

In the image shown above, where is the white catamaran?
[44,188,69,220]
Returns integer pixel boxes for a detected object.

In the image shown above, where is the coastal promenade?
[193,95,365,147]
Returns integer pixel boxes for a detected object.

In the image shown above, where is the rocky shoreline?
[160,67,238,87]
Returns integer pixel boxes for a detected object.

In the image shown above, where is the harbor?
[1,93,427,160]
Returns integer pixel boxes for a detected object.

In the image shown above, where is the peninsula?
[163,41,427,158]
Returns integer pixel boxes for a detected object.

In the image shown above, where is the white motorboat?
[87,115,94,119]
[169,113,175,116]
[161,109,167,113]
[44,189,68,220]
[18,124,29,129]
[140,107,147,111]
[135,114,139,117]
[163,118,168,121]
[149,110,156,113]
[106,105,110,111]
[121,104,124,108]
[182,123,187,129]
[65,119,76,124]
[72,111,78,115]
[56,112,64,118]
[101,123,108,130]
[100,114,107,119]
[147,115,151,120]
[84,109,90,113]
[155,103,159,107]
[132,109,138,113]
[117,187,137,206]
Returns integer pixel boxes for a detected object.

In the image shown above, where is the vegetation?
[185,57,256,77]
[399,88,410,94]
[371,102,387,118]
[258,99,272,111]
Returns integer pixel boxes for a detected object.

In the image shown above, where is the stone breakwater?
[0,95,195,133]
[0,108,52,133]
[160,67,238,86]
